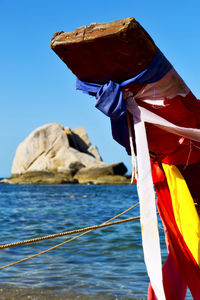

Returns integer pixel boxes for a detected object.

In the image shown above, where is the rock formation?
[2,123,130,184]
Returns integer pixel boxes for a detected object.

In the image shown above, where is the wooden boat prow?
[50,17,157,84]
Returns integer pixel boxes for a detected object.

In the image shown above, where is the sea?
[0,182,192,300]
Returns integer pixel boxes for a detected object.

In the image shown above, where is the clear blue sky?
[0,0,200,177]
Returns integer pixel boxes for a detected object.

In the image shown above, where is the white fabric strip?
[134,119,165,300]
[139,106,200,142]
[127,98,166,300]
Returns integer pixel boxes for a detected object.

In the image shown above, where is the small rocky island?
[2,123,130,185]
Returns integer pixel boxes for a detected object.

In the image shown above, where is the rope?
[0,202,139,249]
[0,202,139,270]
[127,112,137,183]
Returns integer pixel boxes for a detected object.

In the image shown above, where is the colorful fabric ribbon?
[76,49,172,300]
[76,49,200,299]
[150,163,200,299]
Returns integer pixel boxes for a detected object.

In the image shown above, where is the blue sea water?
[0,183,192,299]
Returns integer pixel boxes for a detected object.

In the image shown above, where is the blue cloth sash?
[76,50,172,154]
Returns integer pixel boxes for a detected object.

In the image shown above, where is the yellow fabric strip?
[162,163,200,266]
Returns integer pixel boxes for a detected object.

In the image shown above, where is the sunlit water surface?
[0,183,192,299]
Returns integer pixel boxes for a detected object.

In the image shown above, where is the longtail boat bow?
[51,17,200,300]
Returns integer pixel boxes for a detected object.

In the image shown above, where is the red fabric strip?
[148,162,200,299]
